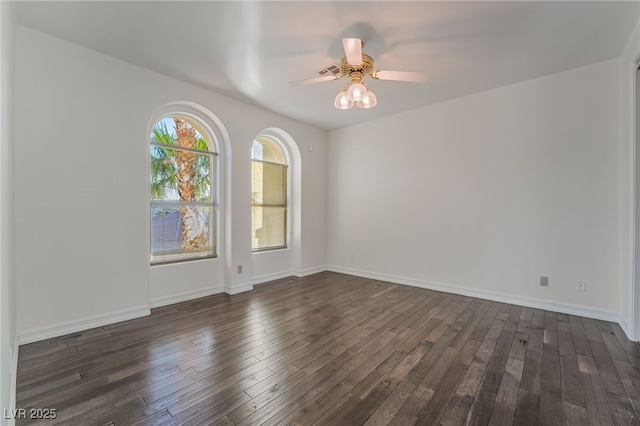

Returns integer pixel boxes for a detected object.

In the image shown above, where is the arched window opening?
[150,115,218,264]
[252,137,288,251]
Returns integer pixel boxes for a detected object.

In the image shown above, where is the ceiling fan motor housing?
[340,54,375,82]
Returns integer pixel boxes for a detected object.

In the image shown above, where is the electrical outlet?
[576,280,586,292]
[540,276,549,287]
[349,253,355,261]
[237,265,243,274]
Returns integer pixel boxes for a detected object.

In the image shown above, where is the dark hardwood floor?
[15,272,640,425]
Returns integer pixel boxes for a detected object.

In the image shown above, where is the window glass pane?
[251,137,287,252]
[252,206,286,250]
[252,138,285,164]
[151,205,216,262]
[151,117,208,150]
[150,114,217,265]
[251,140,264,160]
[150,147,213,202]
[252,161,286,205]
[151,206,182,255]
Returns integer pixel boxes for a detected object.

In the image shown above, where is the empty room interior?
[2,1,640,425]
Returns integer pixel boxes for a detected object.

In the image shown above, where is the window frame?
[149,115,219,265]
[251,138,289,253]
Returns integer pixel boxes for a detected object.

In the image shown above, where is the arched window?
[252,137,288,251]
[150,116,217,264]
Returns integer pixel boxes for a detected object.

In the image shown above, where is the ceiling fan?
[291,38,429,109]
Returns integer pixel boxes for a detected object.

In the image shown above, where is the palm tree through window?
[150,116,217,264]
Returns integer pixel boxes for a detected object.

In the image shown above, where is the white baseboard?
[18,305,151,345]
[224,282,254,295]
[150,286,224,309]
[7,336,18,426]
[328,265,620,323]
[294,265,328,277]
[252,271,293,285]
[252,265,329,285]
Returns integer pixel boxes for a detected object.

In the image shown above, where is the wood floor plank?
[513,316,543,426]
[581,362,616,425]
[15,272,640,426]
[540,312,563,426]
[465,305,522,426]
[614,359,640,422]
[558,315,587,420]
[563,401,589,426]
[382,300,479,424]
[312,295,460,425]
[413,347,471,425]
[438,302,501,426]
[588,324,639,425]
[611,323,640,369]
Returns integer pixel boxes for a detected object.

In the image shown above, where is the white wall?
[14,26,327,342]
[636,57,640,338]
[328,59,622,320]
[622,16,640,339]
[0,1,16,423]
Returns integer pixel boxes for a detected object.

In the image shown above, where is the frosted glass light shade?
[346,82,367,102]
[334,91,354,109]
[357,91,377,108]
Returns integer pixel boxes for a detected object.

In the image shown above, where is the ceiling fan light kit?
[334,89,354,110]
[358,90,377,109]
[337,58,378,109]
[292,37,428,111]
[335,81,377,110]
[346,80,367,101]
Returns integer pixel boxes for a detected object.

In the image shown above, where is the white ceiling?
[15,1,640,130]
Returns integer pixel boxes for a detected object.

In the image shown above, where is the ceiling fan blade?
[342,38,363,66]
[373,70,429,83]
[290,75,341,86]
